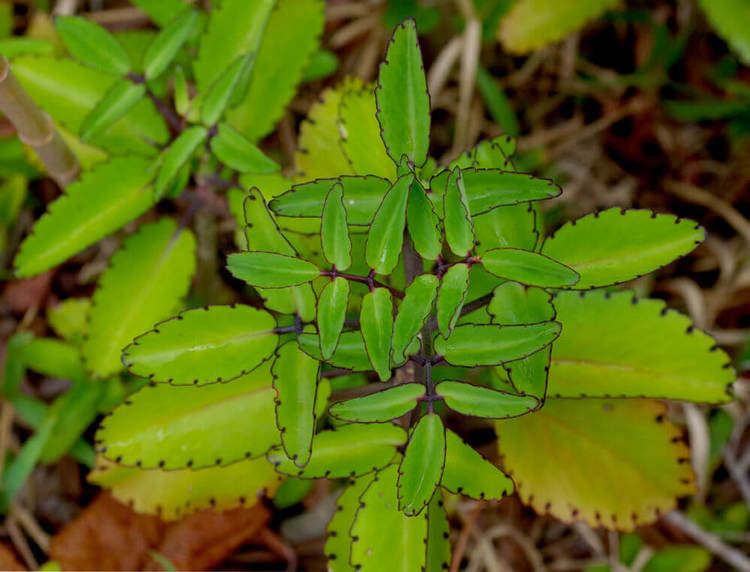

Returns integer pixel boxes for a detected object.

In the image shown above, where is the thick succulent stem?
[0,55,79,187]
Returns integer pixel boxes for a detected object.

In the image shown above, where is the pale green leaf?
[442,429,513,500]
[329,383,425,423]
[83,219,195,378]
[392,274,439,364]
[14,157,155,277]
[398,413,445,515]
[497,399,695,530]
[698,0,750,64]
[361,288,394,381]
[80,79,146,142]
[210,123,278,173]
[437,263,469,338]
[480,248,579,288]
[56,16,131,74]
[437,381,538,418]
[542,209,704,289]
[325,476,375,570]
[123,304,278,385]
[18,337,85,382]
[375,19,431,166]
[443,169,474,257]
[548,290,735,402]
[365,174,412,275]
[321,183,352,270]
[269,423,406,478]
[227,251,320,288]
[273,341,320,467]
[48,299,90,343]
[426,493,451,571]
[154,126,208,198]
[318,278,349,360]
[435,322,561,367]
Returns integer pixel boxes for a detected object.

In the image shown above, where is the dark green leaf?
[392,274,438,364]
[365,174,412,275]
[227,252,320,288]
[317,277,349,360]
[80,79,146,141]
[321,183,351,270]
[443,169,474,257]
[480,248,579,288]
[437,381,538,418]
[210,123,278,173]
[361,288,394,381]
[56,16,131,74]
[329,383,425,422]
[398,413,445,515]
[437,263,469,338]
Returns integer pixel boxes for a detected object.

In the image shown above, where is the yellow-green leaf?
[398,413,445,515]
[442,429,513,500]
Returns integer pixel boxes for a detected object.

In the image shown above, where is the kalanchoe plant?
[91,19,734,570]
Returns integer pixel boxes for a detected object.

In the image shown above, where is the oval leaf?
[329,383,425,423]
[361,288,394,381]
[154,125,208,198]
[317,277,349,360]
[435,322,561,367]
[392,274,439,364]
[210,123,278,174]
[56,16,131,74]
[123,304,278,385]
[481,248,579,288]
[201,53,255,126]
[407,179,442,260]
[426,493,452,571]
[437,263,469,338]
[143,9,199,80]
[442,429,513,500]
[444,169,474,257]
[542,208,705,289]
[460,169,560,214]
[80,79,146,142]
[365,174,412,275]
[437,381,538,418]
[227,251,320,288]
[321,183,352,270]
[398,413,445,515]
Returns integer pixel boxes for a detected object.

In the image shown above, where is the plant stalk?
[0,55,79,187]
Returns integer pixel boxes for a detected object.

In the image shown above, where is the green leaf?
[130,0,192,27]
[375,19,430,166]
[548,290,735,402]
[321,183,352,270]
[392,274,439,364]
[271,175,390,225]
[351,464,428,571]
[407,180,442,260]
[361,288,394,381]
[154,125,208,198]
[443,169,474,257]
[273,341,320,467]
[56,16,131,74]
[339,82,396,179]
[302,331,419,372]
[498,0,620,54]
[318,278,349,360]
[330,383,425,423]
[480,248,579,288]
[97,363,277,470]
[143,9,198,80]
[435,322,560,367]
[80,79,146,142]
[201,53,255,126]
[243,188,317,321]
[90,456,280,520]
[442,429,513,500]
[227,251,320,288]
[325,476,375,570]
[542,209,704,289]
[437,263,469,338]
[476,67,520,137]
[437,381,538,418]
[460,169,559,215]
[18,337,86,381]
[365,174,412,275]
[210,123,278,173]
[193,0,274,92]
[643,546,712,572]
[83,219,195,378]
[123,304,278,385]
[426,493,451,571]
[698,0,750,65]
[14,157,155,277]
[269,423,406,478]
[302,48,339,83]
[228,0,324,142]
[398,413,445,515]
[48,299,90,343]
[497,399,695,530]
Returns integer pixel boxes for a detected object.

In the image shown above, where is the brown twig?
[0,55,79,187]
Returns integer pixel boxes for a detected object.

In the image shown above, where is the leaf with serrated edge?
[321,183,352,270]
[273,341,320,467]
[437,263,469,338]
[227,251,320,288]
[318,278,349,360]
[269,423,406,478]
[271,175,391,225]
[442,429,513,500]
[14,157,155,277]
[97,363,277,470]
[123,305,278,385]
[365,174,412,275]
[398,413,445,515]
[83,219,195,378]
[339,81,396,179]
[460,169,560,214]
[351,464,428,571]
[437,381,538,418]
[435,322,561,367]
[444,169,474,257]
[154,125,208,198]
[407,179,442,260]
[497,399,695,530]
[548,290,735,402]
[426,492,451,571]
[89,456,281,520]
[330,383,424,423]
[361,288,394,381]
[542,209,704,289]
[325,476,375,571]
[481,248,579,288]
[56,16,131,74]
[392,274,439,364]
[300,331,419,372]
[475,203,538,254]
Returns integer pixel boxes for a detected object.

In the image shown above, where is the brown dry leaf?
[49,493,271,571]
[0,543,26,571]
[2,272,53,313]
